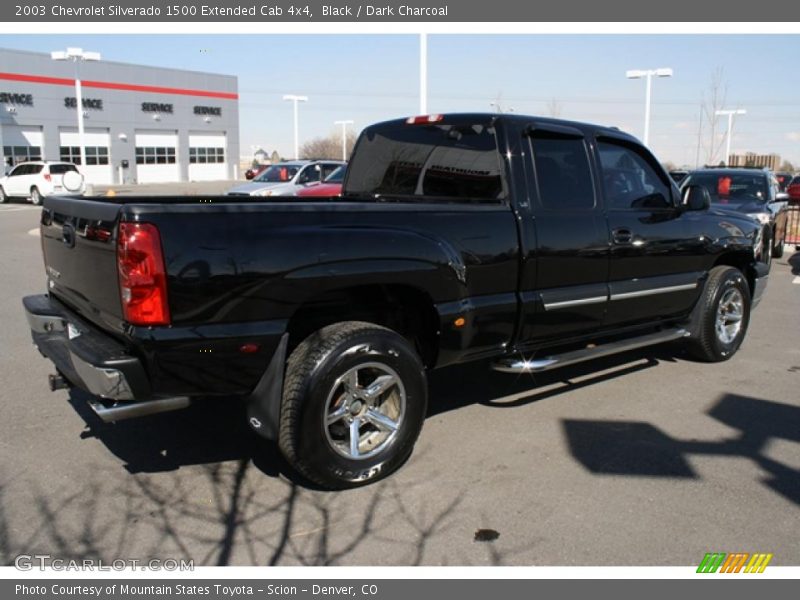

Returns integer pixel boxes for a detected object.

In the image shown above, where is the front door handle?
[612,228,633,245]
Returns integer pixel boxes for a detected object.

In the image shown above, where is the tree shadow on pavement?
[562,393,800,506]
[0,453,527,565]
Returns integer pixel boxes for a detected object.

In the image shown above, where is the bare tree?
[701,67,729,165]
[545,98,562,118]
[489,92,514,114]
[779,160,794,172]
[300,130,356,161]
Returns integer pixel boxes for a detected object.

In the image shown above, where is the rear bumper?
[23,294,152,401]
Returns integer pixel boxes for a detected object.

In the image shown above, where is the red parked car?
[295,165,346,197]
[775,172,794,192]
[787,175,800,204]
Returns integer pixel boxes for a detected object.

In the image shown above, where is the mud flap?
[245,333,288,440]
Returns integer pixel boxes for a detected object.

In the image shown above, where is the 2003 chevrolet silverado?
[23,113,770,488]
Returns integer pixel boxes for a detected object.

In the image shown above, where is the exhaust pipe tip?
[87,396,191,423]
[48,373,70,391]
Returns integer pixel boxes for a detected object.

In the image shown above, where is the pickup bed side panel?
[124,202,520,393]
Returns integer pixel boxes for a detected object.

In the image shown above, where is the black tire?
[686,266,751,362]
[759,229,772,270]
[278,321,428,489]
[29,187,42,206]
[771,227,785,259]
[0,186,6,203]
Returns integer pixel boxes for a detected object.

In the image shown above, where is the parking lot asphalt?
[1,200,798,567]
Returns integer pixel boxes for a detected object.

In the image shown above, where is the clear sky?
[1,34,798,167]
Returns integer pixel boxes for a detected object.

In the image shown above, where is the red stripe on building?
[0,71,238,100]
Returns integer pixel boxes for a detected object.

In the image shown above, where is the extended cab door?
[596,134,707,328]
[517,123,610,343]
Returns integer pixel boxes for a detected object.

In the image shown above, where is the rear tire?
[0,186,6,203]
[686,266,751,362]
[29,187,42,206]
[278,321,428,489]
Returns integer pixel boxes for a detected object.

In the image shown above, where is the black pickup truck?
[23,113,770,488]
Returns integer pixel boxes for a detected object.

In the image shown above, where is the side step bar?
[492,328,689,374]
[87,396,191,423]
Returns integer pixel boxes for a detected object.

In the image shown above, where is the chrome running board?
[87,396,191,423]
[492,328,689,374]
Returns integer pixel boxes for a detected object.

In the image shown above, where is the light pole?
[51,47,101,170]
[282,94,308,160]
[626,67,673,147]
[334,120,354,161]
[419,33,427,114]
[715,109,747,166]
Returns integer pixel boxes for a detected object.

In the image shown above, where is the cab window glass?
[529,133,594,209]
[598,141,672,210]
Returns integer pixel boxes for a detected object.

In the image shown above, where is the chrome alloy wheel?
[323,362,406,460]
[715,288,744,344]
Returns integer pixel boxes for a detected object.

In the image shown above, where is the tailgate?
[40,196,124,333]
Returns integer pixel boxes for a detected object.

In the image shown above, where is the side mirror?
[682,185,711,212]
[774,192,789,202]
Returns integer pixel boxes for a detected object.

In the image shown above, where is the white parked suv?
[0,161,86,205]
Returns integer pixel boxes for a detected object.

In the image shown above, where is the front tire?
[771,227,785,259]
[278,321,428,489]
[686,266,751,362]
[0,186,6,203]
[29,187,42,206]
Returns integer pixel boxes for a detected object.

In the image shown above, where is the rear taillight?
[117,222,170,326]
[43,173,51,182]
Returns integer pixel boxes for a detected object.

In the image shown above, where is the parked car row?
[228,159,346,197]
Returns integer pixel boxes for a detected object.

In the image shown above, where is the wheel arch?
[285,283,441,369]
[713,250,758,298]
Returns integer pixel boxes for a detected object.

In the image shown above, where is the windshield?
[683,172,768,204]
[324,166,346,183]
[344,121,505,202]
[254,164,300,183]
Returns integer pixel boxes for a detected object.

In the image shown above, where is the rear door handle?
[612,228,633,245]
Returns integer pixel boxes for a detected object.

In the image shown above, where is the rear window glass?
[344,122,505,202]
[49,164,78,174]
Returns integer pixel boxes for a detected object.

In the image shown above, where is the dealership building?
[0,47,239,185]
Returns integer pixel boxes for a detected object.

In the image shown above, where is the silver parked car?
[226,160,345,197]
